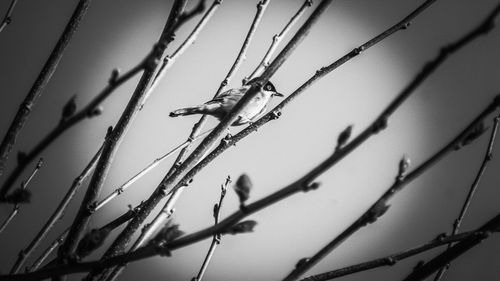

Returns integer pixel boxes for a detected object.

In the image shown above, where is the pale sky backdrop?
[1,0,500,280]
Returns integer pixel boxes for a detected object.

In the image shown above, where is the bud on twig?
[109,68,120,84]
[295,257,310,269]
[234,174,252,205]
[61,95,77,123]
[336,125,352,150]
[76,228,111,258]
[397,154,411,180]
[364,200,390,225]
[88,106,104,117]
[5,188,31,204]
[459,121,488,148]
[222,220,257,235]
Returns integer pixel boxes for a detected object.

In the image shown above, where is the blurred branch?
[95,1,333,280]
[282,97,500,281]
[246,0,312,82]
[298,231,492,281]
[0,57,146,203]
[9,146,103,274]
[169,0,440,198]
[0,0,18,33]
[433,114,500,280]
[23,128,210,273]
[0,158,42,235]
[56,0,189,271]
[100,0,269,280]
[8,95,500,280]
[193,176,231,281]
[402,212,500,281]
[0,0,91,187]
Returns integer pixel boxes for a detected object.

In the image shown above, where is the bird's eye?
[266,85,272,90]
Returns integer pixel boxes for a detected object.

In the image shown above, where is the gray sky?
[0,0,500,280]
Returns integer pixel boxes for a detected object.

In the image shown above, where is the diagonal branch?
[9,145,103,274]
[56,0,189,268]
[0,0,92,185]
[0,58,146,201]
[432,114,500,280]
[402,212,500,281]
[0,0,18,33]
[298,230,496,281]
[282,97,500,281]
[246,0,312,82]
[0,158,43,235]
[5,94,499,281]
[99,2,272,279]
[94,2,333,279]
[193,176,231,281]
[164,0,270,180]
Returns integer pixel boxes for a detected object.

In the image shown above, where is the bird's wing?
[206,87,247,105]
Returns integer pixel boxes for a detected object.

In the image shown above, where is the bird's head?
[263,81,283,97]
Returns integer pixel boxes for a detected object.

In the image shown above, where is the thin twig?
[9,147,102,274]
[0,0,18,33]
[193,176,231,281]
[164,0,269,181]
[5,96,500,281]
[28,230,68,272]
[96,128,213,210]
[147,0,222,100]
[56,0,189,268]
[97,2,333,280]
[246,0,312,82]
[282,100,499,281]
[0,158,43,235]
[0,53,147,202]
[298,231,489,281]
[130,0,272,254]
[0,0,91,186]
[23,129,212,272]
[432,114,499,280]
[402,213,500,281]
[166,0,441,203]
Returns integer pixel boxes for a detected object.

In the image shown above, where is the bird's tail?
[169,106,203,117]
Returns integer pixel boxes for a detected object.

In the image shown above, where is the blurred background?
[0,0,500,280]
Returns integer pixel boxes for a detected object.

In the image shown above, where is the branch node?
[303,182,320,192]
[372,117,388,133]
[270,110,282,120]
[401,21,411,29]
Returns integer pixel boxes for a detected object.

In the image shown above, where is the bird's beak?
[273,92,284,97]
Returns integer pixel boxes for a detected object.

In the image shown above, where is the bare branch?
[165,0,270,180]
[246,0,312,82]
[193,176,231,281]
[282,98,500,281]
[0,0,92,185]
[402,213,500,281]
[148,0,222,97]
[9,147,102,274]
[56,0,189,268]
[0,158,43,234]
[298,231,491,281]
[433,114,500,280]
[0,0,18,33]
[0,58,146,202]
[5,95,499,280]
[95,128,212,210]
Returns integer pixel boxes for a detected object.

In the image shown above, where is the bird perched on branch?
[169,80,283,126]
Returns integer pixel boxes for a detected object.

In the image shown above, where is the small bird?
[169,80,283,126]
